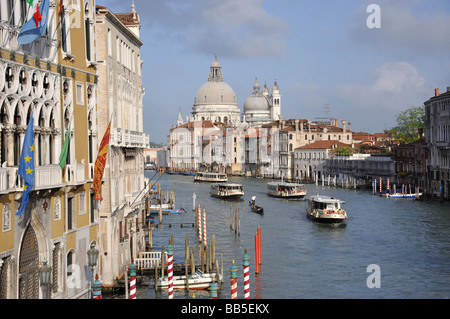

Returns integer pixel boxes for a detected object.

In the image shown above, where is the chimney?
[435,88,440,97]
[348,122,352,132]
[308,120,311,133]
[278,115,283,129]
[342,120,347,133]
[335,118,338,127]
[300,120,304,133]
[295,119,299,132]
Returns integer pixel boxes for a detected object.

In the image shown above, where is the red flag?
[93,122,111,200]
[33,3,42,27]
[58,0,63,16]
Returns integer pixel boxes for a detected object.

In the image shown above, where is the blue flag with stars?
[16,114,35,217]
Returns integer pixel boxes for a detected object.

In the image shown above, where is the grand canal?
[128,171,450,299]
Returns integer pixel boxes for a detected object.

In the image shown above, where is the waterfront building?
[393,137,426,191]
[95,3,149,289]
[169,120,243,173]
[262,117,353,179]
[1,0,100,299]
[294,140,348,182]
[424,87,450,199]
[244,127,270,177]
[168,57,358,179]
[325,154,395,186]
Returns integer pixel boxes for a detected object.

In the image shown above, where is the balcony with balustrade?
[110,128,150,149]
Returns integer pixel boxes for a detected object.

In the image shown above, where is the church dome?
[244,78,270,112]
[194,81,237,106]
[193,55,238,107]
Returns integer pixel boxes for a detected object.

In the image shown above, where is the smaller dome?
[244,95,270,112]
[244,77,269,112]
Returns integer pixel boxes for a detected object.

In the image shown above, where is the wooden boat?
[267,181,307,199]
[306,194,347,224]
[194,172,228,182]
[210,183,244,200]
[249,201,264,214]
[157,270,222,290]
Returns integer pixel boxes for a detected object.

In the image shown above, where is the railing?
[110,128,150,149]
[0,167,11,192]
[35,165,63,189]
[134,251,168,269]
[65,163,85,184]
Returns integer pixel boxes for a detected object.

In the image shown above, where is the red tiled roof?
[295,140,348,150]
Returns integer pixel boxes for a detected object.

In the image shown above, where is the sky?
[99,0,450,144]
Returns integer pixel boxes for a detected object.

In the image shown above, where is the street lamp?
[39,259,51,299]
[87,242,99,299]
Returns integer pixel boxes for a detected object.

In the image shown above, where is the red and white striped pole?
[387,178,390,193]
[202,209,207,247]
[129,259,137,299]
[167,244,174,299]
[379,177,382,194]
[230,259,238,299]
[243,249,250,299]
[197,205,202,243]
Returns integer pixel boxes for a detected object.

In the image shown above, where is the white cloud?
[372,62,426,93]
[334,61,430,132]
[105,0,290,58]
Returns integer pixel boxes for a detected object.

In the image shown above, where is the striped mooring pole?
[243,249,250,299]
[197,205,202,243]
[167,244,174,299]
[379,177,382,193]
[129,259,137,299]
[92,274,102,299]
[230,259,238,299]
[202,209,207,247]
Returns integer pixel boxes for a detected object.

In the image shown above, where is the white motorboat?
[306,194,347,223]
[267,181,307,199]
[210,183,244,200]
[194,172,228,182]
[157,270,222,290]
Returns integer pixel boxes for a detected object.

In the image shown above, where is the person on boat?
[250,195,256,208]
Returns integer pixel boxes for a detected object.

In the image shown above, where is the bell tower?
[271,80,281,121]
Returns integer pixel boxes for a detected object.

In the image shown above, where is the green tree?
[388,105,425,144]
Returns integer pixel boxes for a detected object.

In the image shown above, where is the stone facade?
[424,87,450,199]
[95,3,149,287]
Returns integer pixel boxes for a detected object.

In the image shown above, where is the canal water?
[132,171,450,299]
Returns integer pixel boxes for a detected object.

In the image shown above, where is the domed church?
[243,77,281,127]
[187,55,281,128]
[191,55,241,126]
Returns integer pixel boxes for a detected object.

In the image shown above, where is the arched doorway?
[18,225,40,299]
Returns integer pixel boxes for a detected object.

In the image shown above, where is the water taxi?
[267,181,307,199]
[194,172,228,182]
[306,194,347,223]
[157,270,222,290]
[210,183,244,200]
